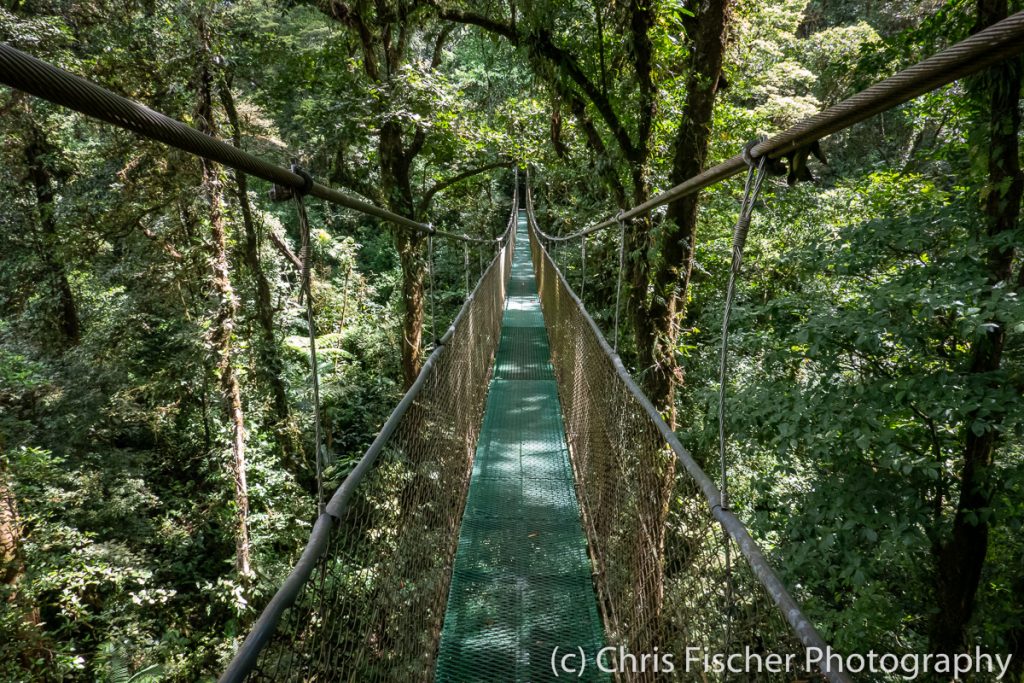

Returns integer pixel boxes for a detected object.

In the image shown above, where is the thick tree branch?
[394,22,410,75]
[330,151,387,206]
[430,4,517,40]
[628,0,656,158]
[529,29,638,161]
[565,92,627,208]
[406,125,427,163]
[930,0,1023,655]
[324,0,381,81]
[432,3,638,160]
[140,225,183,260]
[418,160,511,214]
[402,27,454,165]
[269,229,303,270]
[431,24,455,69]
[640,0,732,419]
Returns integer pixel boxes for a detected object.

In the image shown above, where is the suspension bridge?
[2,11,1024,681]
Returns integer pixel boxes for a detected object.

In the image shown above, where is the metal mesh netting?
[222,192,844,683]
[435,213,606,681]
[527,216,838,682]
[223,218,514,682]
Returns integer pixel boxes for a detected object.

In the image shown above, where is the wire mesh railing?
[219,195,517,683]
[526,201,848,682]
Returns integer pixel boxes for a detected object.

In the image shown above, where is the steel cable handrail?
[218,188,519,683]
[535,10,1024,243]
[0,42,502,245]
[523,187,851,683]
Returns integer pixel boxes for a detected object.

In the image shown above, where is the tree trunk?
[624,206,652,358]
[218,79,292,433]
[623,0,657,349]
[930,0,1022,654]
[0,457,45,670]
[24,124,80,349]
[396,230,427,388]
[195,19,252,579]
[379,119,427,388]
[0,464,24,593]
[641,0,732,424]
[628,0,732,648]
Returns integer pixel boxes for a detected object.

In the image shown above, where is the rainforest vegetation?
[1,0,1022,679]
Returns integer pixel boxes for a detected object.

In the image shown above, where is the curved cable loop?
[293,166,315,196]
[740,137,762,169]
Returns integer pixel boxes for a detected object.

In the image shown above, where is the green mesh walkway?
[435,213,607,682]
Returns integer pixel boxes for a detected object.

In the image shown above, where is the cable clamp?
[269,164,315,202]
[741,140,758,168]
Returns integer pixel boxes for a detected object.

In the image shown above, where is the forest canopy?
[1,0,1022,680]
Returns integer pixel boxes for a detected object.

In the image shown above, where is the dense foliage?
[1,0,1021,680]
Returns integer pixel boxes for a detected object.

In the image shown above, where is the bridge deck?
[435,212,606,681]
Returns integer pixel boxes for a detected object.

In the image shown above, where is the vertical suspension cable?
[294,191,324,514]
[718,143,768,512]
[717,142,768,657]
[428,234,437,344]
[613,213,626,353]
[580,233,587,300]
[464,240,470,295]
